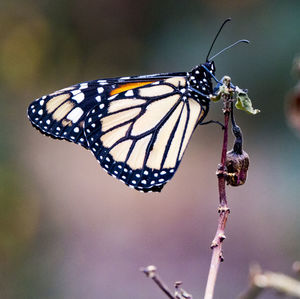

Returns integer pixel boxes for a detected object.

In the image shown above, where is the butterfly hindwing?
[84,76,204,192]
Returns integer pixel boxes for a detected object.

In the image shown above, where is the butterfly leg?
[199,120,225,130]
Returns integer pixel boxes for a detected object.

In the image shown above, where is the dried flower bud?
[175,281,183,288]
[141,265,157,278]
[174,282,193,299]
[226,149,249,186]
[222,75,231,87]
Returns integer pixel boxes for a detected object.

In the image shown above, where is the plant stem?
[141,266,176,299]
[204,98,231,299]
[151,274,175,299]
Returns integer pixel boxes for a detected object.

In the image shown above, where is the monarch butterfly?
[27,19,248,192]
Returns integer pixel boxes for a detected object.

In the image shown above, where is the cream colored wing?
[84,77,204,192]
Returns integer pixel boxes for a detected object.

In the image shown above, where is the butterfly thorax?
[187,61,215,106]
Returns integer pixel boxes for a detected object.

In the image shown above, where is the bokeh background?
[1,0,300,298]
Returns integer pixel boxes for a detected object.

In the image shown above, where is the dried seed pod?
[226,149,249,186]
[286,55,300,135]
[286,84,300,134]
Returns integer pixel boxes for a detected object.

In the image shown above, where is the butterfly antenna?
[206,18,232,62]
[208,39,250,61]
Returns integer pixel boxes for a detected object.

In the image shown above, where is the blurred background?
[1,0,300,298]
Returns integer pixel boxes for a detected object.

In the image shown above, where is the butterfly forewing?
[27,80,117,148]
[84,76,204,192]
[27,72,184,148]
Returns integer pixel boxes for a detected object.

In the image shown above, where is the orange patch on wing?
[110,81,155,96]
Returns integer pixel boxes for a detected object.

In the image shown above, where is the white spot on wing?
[109,94,117,100]
[66,107,84,122]
[125,90,134,97]
[71,89,81,96]
[72,92,85,103]
[80,83,88,89]
[97,87,104,94]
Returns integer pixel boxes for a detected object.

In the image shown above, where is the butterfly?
[27,19,248,192]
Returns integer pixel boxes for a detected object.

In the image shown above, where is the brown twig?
[204,86,232,299]
[141,265,176,299]
[141,266,193,299]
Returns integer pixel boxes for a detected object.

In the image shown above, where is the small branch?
[239,264,300,299]
[204,83,232,299]
[141,266,193,299]
[141,265,176,299]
